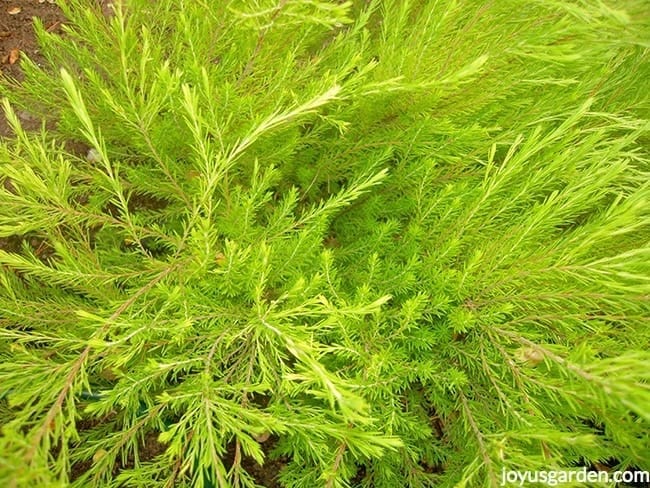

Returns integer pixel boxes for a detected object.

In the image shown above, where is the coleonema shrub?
[0,0,649,486]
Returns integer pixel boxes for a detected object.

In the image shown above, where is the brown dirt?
[0,0,64,79]
[0,0,66,136]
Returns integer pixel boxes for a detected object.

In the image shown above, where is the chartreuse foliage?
[0,0,649,486]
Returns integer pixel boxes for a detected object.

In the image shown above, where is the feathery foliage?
[0,0,649,486]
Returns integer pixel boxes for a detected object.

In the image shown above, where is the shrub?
[0,0,648,486]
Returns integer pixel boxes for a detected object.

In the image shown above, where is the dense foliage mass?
[0,0,649,486]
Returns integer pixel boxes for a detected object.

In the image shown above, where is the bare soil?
[1,0,66,135]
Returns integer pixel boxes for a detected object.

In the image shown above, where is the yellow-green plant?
[0,1,648,486]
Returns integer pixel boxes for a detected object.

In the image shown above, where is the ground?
[1,0,65,135]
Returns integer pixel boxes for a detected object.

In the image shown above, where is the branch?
[25,262,180,462]
[165,429,195,488]
[237,0,290,85]
[325,442,347,488]
[492,327,599,384]
[458,390,498,487]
